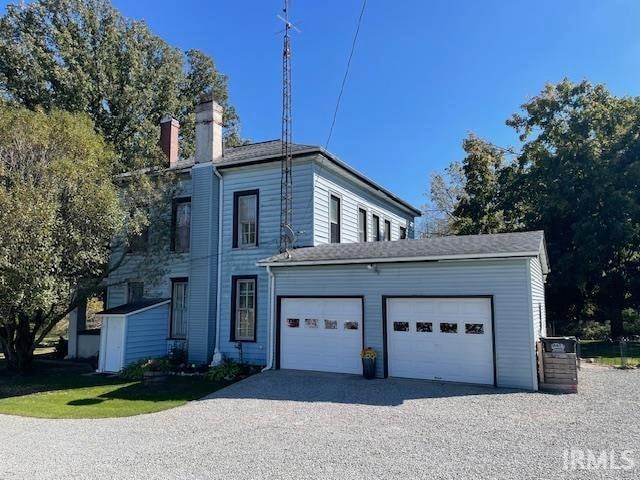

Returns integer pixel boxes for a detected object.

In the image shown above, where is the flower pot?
[362,357,376,379]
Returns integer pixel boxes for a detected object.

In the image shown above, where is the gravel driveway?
[1,366,638,480]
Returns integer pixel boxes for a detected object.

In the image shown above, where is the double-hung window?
[372,214,381,241]
[170,279,188,339]
[330,195,341,243]
[399,226,407,240]
[232,276,257,342]
[171,197,191,253]
[233,190,259,248]
[358,208,367,242]
[384,219,391,241]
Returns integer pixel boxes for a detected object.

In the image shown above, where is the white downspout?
[263,265,276,371]
[211,166,224,366]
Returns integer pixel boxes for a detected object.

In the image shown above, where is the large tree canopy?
[0,104,171,371]
[428,80,640,337]
[0,0,242,169]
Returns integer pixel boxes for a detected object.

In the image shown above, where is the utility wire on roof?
[324,0,367,150]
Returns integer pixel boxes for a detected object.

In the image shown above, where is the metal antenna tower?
[278,0,298,253]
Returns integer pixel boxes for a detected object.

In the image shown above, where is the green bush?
[205,359,242,382]
[623,309,640,336]
[579,321,610,340]
[119,357,171,380]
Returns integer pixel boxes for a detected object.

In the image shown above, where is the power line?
[325,0,367,149]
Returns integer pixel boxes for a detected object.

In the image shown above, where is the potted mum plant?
[361,347,377,379]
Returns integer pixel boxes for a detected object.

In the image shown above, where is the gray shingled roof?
[258,231,548,272]
[96,298,170,316]
[219,140,316,165]
[168,140,420,215]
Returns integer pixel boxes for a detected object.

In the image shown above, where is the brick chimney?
[160,115,179,168]
[195,95,223,163]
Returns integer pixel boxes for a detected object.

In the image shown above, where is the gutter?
[211,166,224,366]
[262,265,276,372]
[257,251,542,268]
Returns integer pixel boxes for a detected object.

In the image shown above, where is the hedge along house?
[257,231,549,390]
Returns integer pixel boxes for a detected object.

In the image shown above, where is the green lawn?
[0,360,228,419]
[579,340,640,367]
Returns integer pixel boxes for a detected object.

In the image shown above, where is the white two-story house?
[79,96,550,391]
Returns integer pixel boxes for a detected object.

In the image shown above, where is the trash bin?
[541,336,577,354]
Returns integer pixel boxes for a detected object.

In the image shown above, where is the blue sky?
[4,0,640,208]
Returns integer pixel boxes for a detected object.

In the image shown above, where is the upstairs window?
[330,195,341,243]
[399,226,407,240]
[232,276,257,342]
[358,208,367,242]
[170,279,188,339]
[171,197,191,253]
[233,190,259,248]
[127,281,144,303]
[372,214,381,241]
[384,219,391,241]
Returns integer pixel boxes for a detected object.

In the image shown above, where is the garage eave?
[257,252,541,268]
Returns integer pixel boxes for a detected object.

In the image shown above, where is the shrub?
[119,357,171,380]
[205,359,242,382]
[578,321,610,340]
[168,345,188,366]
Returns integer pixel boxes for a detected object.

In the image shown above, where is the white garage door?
[280,297,363,374]
[386,297,494,385]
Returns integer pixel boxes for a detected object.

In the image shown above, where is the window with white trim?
[233,277,256,341]
[127,281,144,303]
[234,192,258,248]
[384,219,391,241]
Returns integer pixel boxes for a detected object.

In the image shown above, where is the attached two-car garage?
[277,296,495,385]
[262,231,549,391]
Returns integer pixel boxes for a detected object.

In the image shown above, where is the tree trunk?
[1,320,36,373]
[610,307,625,339]
[609,273,626,339]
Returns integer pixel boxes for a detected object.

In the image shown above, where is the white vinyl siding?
[271,258,538,390]
[107,176,193,310]
[313,161,414,245]
[530,258,547,339]
[218,159,314,364]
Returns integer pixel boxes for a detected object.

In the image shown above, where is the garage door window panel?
[416,322,432,332]
[440,322,458,333]
[393,321,410,332]
[324,319,337,329]
[305,318,318,328]
[287,318,299,328]
[465,323,484,334]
